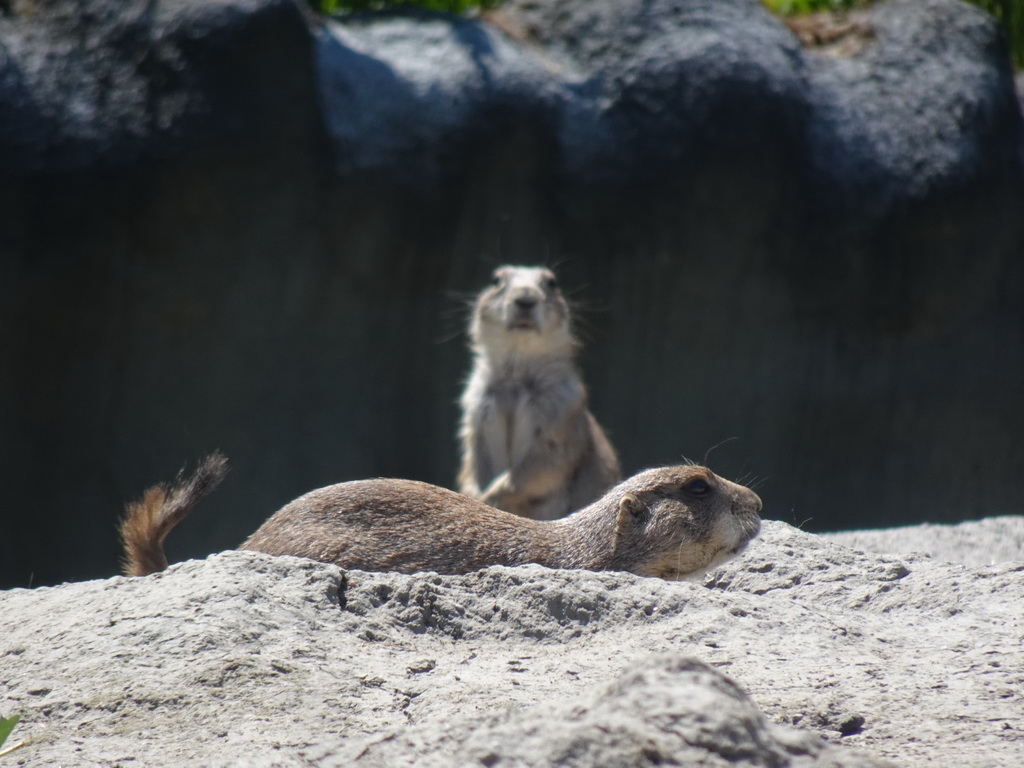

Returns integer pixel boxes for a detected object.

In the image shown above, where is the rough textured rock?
[824,515,1024,566]
[3,520,1021,766]
[2,0,1023,589]
[325,655,889,768]
[0,0,318,173]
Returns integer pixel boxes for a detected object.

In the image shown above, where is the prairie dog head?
[612,465,762,579]
[471,265,574,359]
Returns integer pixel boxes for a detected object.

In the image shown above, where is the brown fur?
[118,452,228,577]
[121,458,761,580]
[459,265,621,521]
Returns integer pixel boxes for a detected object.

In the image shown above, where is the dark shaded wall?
[1,0,1022,588]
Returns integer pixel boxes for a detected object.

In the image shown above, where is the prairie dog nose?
[514,295,539,310]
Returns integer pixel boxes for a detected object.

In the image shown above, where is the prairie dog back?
[458,265,621,520]
[239,479,561,573]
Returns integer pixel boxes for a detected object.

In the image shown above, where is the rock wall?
[2,521,1022,766]
[1,0,1023,588]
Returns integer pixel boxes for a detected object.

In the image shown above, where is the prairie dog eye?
[683,478,710,496]
[544,277,559,291]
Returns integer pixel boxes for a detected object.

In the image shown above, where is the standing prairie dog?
[459,265,621,521]
[120,454,763,580]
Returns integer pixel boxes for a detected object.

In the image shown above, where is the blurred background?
[1,0,1022,588]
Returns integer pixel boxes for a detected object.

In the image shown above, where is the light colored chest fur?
[463,356,583,474]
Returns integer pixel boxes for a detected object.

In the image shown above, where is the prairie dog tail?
[119,452,229,576]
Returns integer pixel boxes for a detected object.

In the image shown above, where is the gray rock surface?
[824,515,1024,567]
[3,520,1021,767]
[0,0,318,172]
[326,654,888,768]
[802,0,1021,212]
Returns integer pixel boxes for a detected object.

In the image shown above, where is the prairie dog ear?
[617,493,649,527]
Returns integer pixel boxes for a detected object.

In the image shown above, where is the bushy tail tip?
[119,452,229,577]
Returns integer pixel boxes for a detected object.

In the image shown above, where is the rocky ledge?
[2,517,1022,766]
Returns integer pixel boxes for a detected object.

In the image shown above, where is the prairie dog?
[459,265,621,520]
[120,457,762,580]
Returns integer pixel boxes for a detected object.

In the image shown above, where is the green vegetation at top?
[761,0,1023,69]
[970,0,1024,68]
[761,0,864,13]
[310,0,500,15]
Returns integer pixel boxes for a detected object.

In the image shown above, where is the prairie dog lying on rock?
[459,265,621,520]
[120,456,762,580]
